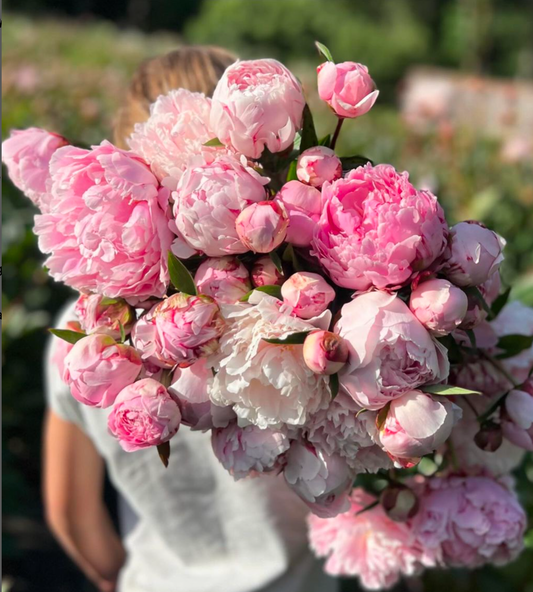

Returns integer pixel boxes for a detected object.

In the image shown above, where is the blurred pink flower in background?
[501,381,533,451]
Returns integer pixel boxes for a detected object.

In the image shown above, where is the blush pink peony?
[312,164,448,291]
[303,330,349,375]
[275,181,323,248]
[281,272,335,320]
[235,200,289,253]
[501,382,533,451]
[251,256,284,287]
[75,293,136,340]
[210,59,305,159]
[51,320,84,381]
[108,378,182,452]
[296,146,342,189]
[194,256,251,304]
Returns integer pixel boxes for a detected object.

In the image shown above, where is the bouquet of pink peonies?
[3,42,532,590]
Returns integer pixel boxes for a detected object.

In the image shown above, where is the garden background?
[2,1,533,590]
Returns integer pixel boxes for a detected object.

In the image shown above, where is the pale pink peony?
[132,293,224,369]
[33,141,173,300]
[317,61,379,119]
[336,291,449,410]
[410,474,526,568]
[501,382,533,451]
[208,292,331,429]
[296,146,342,189]
[275,181,323,247]
[172,155,268,258]
[441,221,505,287]
[409,278,468,336]
[235,201,289,253]
[194,256,251,304]
[377,390,461,460]
[312,164,448,290]
[75,293,136,340]
[308,488,436,589]
[51,320,84,381]
[251,256,284,287]
[211,422,290,480]
[460,271,501,329]
[284,440,353,518]
[128,89,222,184]
[2,127,68,211]
[63,333,142,408]
[303,330,349,375]
[210,59,305,159]
[281,272,335,320]
[108,378,181,452]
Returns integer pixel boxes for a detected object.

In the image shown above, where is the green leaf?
[464,286,491,314]
[99,296,121,307]
[49,328,86,345]
[355,500,379,516]
[269,251,283,273]
[465,329,477,349]
[315,41,334,62]
[263,330,311,345]
[340,155,373,171]
[240,284,282,302]
[168,252,197,295]
[490,287,511,318]
[203,137,224,147]
[119,321,126,344]
[376,402,391,430]
[318,134,331,147]
[157,441,171,468]
[286,160,298,182]
[421,384,482,396]
[300,104,318,152]
[282,244,303,271]
[524,529,533,549]
[329,373,339,399]
[495,334,533,359]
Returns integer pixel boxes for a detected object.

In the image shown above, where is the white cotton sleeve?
[44,300,85,429]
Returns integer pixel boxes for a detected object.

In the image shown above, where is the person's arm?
[42,409,126,592]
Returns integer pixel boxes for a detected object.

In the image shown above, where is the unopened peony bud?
[235,201,289,253]
[296,146,342,189]
[501,384,533,451]
[409,279,468,336]
[75,294,136,340]
[251,256,284,287]
[474,421,503,452]
[281,272,335,319]
[303,330,349,375]
[380,484,419,522]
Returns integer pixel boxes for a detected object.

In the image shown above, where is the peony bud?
[474,421,503,452]
[442,221,505,287]
[501,385,533,451]
[303,330,349,375]
[409,279,468,336]
[251,255,284,287]
[235,201,289,253]
[380,484,419,522]
[194,256,252,304]
[75,294,136,340]
[317,61,379,119]
[281,272,335,319]
[275,181,323,247]
[296,146,342,189]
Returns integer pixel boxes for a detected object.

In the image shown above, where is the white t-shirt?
[46,302,339,592]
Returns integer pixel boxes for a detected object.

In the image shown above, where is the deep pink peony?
[63,333,142,408]
[312,164,448,290]
[410,475,526,568]
[108,378,181,452]
[317,61,379,119]
[211,422,290,480]
[336,291,449,410]
[33,141,173,300]
[251,255,284,287]
[308,488,436,589]
[296,146,342,189]
[275,181,323,247]
[132,293,224,369]
[210,59,305,159]
[194,256,251,304]
[128,89,222,184]
[75,293,136,340]
[281,272,335,320]
[172,155,268,258]
[2,127,68,211]
[501,381,533,451]
[235,200,289,253]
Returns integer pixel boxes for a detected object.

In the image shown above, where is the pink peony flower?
[172,155,268,258]
[51,320,84,381]
[235,200,289,253]
[410,475,526,568]
[303,330,349,375]
[63,333,142,408]
[194,256,251,304]
[281,272,335,320]
[275,181,323,247]
[336,291,449,410]
[2,127,68,211]
[312,164,448,291]
[308,488,436,589]
[409,278,468,336]
[211,422,290,480]
[210,59,305,159]
[377,390,460,460]
[501,382,533,451]
[33,141,173,300]
[132,293,224,369]
[128,89,222,184]
[75,293,136,340]
[441,221,505,287]
[284,440,353,518]
[108,378,181,452]
[317,61,379,119]
[296,146,342,189]
[251,255,284,287]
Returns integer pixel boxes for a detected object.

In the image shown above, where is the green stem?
[330,118,345,150]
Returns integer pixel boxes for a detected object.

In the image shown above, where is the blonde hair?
[113,45,237,148]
